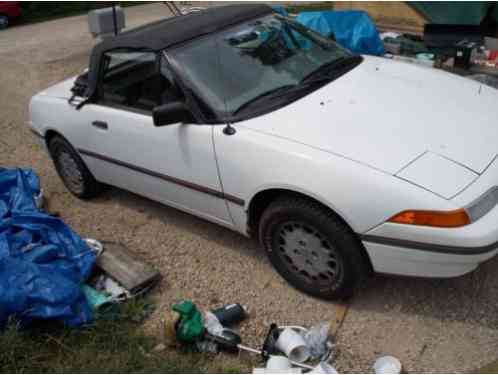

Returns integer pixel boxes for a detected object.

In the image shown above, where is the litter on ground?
[165,299,362,374]
[0,167,160,327]
[0,167,96,328]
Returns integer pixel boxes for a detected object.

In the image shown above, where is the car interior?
[100,50,184,113]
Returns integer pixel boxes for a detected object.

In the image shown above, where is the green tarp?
[409,2,497,25]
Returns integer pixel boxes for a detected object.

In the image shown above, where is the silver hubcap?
[278,221,341,283]
[58,151,84,194]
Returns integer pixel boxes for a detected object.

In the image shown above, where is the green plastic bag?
[172,300,204,343]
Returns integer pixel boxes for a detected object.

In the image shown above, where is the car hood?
[242,55,498,175]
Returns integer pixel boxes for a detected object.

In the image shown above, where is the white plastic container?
[275,328,310,363]
[266,355,292,371]
[373,356,402,374]
[88,7,125,38]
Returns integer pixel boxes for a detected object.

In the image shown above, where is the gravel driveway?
[1,4,498,373]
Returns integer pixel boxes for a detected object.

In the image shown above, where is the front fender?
[214,125,455,236]
[245,182,357,231]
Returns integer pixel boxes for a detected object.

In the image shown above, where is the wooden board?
[96,242,161,293]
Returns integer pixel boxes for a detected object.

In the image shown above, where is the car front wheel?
[49,136,103,199]
[259,195,370,300]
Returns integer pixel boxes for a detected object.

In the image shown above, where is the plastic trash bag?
[0,168,96,328]
[296,10,385,56]
[303,322,331,359]
[172,300,204,343]
[204,311,224,336]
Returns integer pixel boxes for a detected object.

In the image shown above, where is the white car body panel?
[76,104,233,227]
[242,56,498,175]
[29,56,498,279]
[362,154,498,277]
[30,93,233,228]
[36,76,76,99]
[367,159,498,249]
[396,152,478,199]
[213,124,452,235]
[363,242,497,278]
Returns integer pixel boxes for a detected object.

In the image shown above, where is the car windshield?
[168,14,358,118]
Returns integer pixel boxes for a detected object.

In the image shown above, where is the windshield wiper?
[233,56,361,116]
[301,55,362,84]
[234,84,299,115]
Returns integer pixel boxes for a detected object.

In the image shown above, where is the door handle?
[91,121,108,130]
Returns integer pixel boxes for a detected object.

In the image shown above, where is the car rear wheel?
[0,15,8,29]
[259,195,370,300]
[49,136,103,199]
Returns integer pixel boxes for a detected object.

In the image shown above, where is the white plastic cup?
[266,355,292,371]
[275,328,310,363]
[373,356,402,374]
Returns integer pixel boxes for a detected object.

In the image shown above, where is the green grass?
[0,300,246,374]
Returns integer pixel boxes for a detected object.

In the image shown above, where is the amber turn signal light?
[388,209,471,228]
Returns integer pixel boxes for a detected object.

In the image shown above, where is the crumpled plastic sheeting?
[296,10,385,56]
[0,167,96,328]
[303,322,331,359]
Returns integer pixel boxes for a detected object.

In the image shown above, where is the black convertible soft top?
[84,4,273,101]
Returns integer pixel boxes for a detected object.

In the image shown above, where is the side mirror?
[153,102,193,127]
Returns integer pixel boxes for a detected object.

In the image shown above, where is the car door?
[76,50,233,227]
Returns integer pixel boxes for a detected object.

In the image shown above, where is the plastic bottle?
[211,303,247,327]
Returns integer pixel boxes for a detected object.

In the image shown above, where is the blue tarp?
[296,10,385,56]
[272,5,288,17]
[0,168,96,328]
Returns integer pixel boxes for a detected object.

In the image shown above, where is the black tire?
[259,195,370,300]
[48,136,103,199]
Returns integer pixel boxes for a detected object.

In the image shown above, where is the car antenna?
[223,123,236,136]
[211,11,236,137]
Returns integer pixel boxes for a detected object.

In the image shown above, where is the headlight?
[465,186,498,222]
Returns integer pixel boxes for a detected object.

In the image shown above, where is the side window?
[99,50,183,112]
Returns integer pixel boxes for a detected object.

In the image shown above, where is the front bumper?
[362,156,498,278]
[361,238,497,278]
[361,208,498,277]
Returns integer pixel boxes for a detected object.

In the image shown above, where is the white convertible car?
[29,5,498,299]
